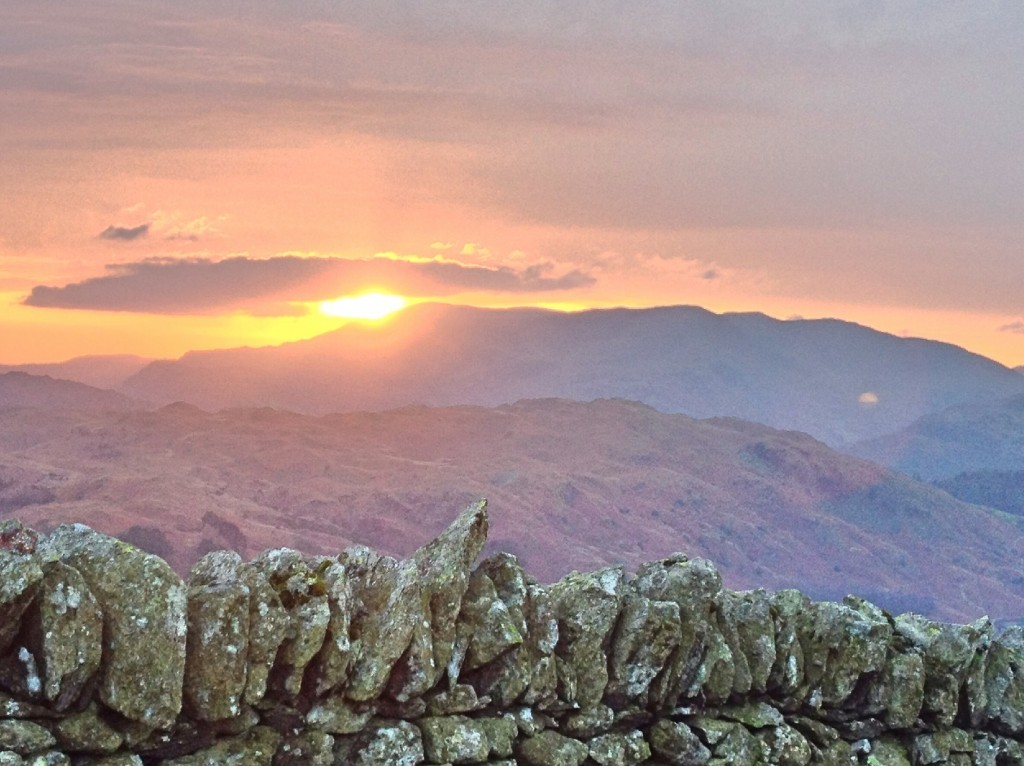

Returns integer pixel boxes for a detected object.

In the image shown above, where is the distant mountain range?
[0,371,140,411]
[1,387,1021,623]
[0,354,151,389]
[850,394,1024,480]
[108,303,1024,447]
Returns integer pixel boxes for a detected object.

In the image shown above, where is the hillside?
[0,354,151,389]
[1,396,1020,623]
[849,394,1024,480]
[118,303,1024,447]
[0,371,142,412]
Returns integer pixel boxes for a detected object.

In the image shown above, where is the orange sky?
[3,3,1024,367]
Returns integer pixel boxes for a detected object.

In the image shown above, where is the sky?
[3,1,1024,365]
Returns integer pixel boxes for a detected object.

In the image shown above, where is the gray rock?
[29,562,103,711]
[305,696,374,734]
[240,562,289,705]
[304,558,352,696]
[605,591,680,706]
[975,626,1024,736]
[251,548,332,697]
[587,730,651,766]
[53,703,123,754]
[333,719,424,766]
[547,567,625,709]
[647,719,711,765]
[895,613,992,727]
[0,526,44,657]
[41,524,186,729]
[183,551,250,721]
[387,500,489,701]
[160,725,280,765]
[517,729,590,766]
[0,721,55,756]
[634,555,723,707]
[274,729,334,765]
[418,715,490,763]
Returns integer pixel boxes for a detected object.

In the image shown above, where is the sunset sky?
[3,2,1024,365]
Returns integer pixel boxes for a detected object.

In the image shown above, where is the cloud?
[998,320,1024,334]
[23,254,596,313]
[99,223,150,241]
[700,268,719,280]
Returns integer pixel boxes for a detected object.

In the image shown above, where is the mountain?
[119,303,1024,447]
[1,396,1020,623]
[849,394,1024,480]
[0,371,142,412]
[0,354,151,389]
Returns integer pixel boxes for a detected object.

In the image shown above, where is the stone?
[451,567,522,678]
[718,589,776,696]
[561,704,614,738]
[343,550,423,702]
[425,683,486,715]
[464,557,558,709]
[894,613,992,727]
[160,725,280,765]
[251,548,331,697]
[866,735,911,766]
[386,500,489,701]
[0,721,55,756]
[333,719,424,766]
[872,650,925,729]
[634,555,723,707]
[305,696,374,734]
[805,596,892,709]
[53,703,123,754]
[976,626,1024,736]
[478,714,517,758]
[605,590,681,706]
[0,530,44,657]
[719,701,784,728]
[274,729,334,765]
[587,730,651,766]
[418,715,490,763]
[758,723,812,766]
[238,561,288,706]
[547,567,625,709]
[768,589,809,699]
[183,551,250,720]
[304,558,352,696]
[647,719,711,765]
[40,524,186,729]
[517,729,590,766]
[4,561,103,712]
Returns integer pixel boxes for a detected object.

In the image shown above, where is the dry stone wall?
[0,501,1022,765]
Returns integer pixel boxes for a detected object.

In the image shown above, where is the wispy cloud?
[99,223,150,241]
[23,254,596,313]
[998,320,1024,334]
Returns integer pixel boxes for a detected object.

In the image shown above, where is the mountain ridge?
[117,303,1024,446]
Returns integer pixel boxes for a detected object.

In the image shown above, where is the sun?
[318,292,408,321]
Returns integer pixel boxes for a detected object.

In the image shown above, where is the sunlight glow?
[318,292,407,320]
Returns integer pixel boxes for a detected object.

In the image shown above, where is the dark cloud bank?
[24,255,595,313]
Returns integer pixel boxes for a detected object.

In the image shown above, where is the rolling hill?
[118,303,1024,447]
[849,394,1024,480]
[1,393,1020,623]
